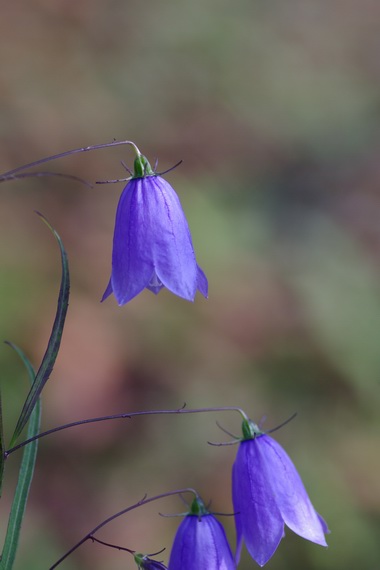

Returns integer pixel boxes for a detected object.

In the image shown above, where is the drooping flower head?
[168,496,236,570]
[134,552,168,569]
[232,418,329,566]
[102,148,208,304]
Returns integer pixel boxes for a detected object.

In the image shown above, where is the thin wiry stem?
[90,536,134,555]
[90,536,166,558]
[0,171,92,187]
[49,489,197,569]
[0,140,141,179]
[5,406,247,457]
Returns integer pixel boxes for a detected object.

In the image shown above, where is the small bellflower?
[102,151,208,304]
[134,552,168,569]
[232,419,329,566]
[168,497,236,570]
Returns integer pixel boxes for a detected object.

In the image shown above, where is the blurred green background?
[1,1,380,569]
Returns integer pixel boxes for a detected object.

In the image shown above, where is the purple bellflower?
[168,497,236,570]
[102,151,208,304]
[134,552,168,569]
[232,419,329,567]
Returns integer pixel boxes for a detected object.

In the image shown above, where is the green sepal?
[134,553,145,567]
[188,496,208,517]
[133,154,155,178]
[241,418,262,441]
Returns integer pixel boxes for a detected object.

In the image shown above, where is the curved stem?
[0,171,92,187]
[49,488,197,569]
[5,406,247,457]
[89,536,134,555]
[0,140,141,179]
[89,535,166,558]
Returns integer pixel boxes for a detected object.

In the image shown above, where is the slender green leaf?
[10,214,69,447]
[0,388,4,495]
[0,345,41,570]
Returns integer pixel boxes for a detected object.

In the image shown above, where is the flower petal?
[318,514,330,535]
[140,557,168,569]
[144,176,199,301]
[101,278,113,302]
[233,440,284,566]
[256,435,328,546]
[168,514,235,570]
[197,266,208,298]
[104,172,207,304]
[110,179,155,304]
[146,271,165,295]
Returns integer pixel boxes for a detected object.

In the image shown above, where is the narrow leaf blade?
[0,388,4,495]
[10,214,69,446]
[1,347,41,570]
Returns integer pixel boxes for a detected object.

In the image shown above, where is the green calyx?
[134,552,146,567]
[241,418,263,441]
[188,496,208,517]
[133,154,155,178]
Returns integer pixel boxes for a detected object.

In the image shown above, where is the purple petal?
[109,178,155,304]
[168,514,235,570]
[197,266,208,298]
[141,558,168,570]
[318,514,330,535]
[232,460,244,563]
[146,271,165,295]
[101,278,113,302]
[256,435,328,546]
[233,440,284,566]
[104,174,207,304]
[144,176,198,301]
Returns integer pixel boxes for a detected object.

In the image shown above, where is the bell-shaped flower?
[168,497,236,570]
[134,552,168,569]
[232,419,329,566]
[102,152,208,304]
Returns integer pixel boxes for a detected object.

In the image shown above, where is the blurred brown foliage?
[1,1,380,569]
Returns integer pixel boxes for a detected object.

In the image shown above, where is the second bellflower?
[232,419,329,566]
[168,497,236,570]
[102,152,208,305]
[134,553,168,569]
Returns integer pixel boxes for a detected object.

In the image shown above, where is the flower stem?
[5,406,247,457]
[0,140,142,179]
[49,488,197,569]
[89,536,134,555]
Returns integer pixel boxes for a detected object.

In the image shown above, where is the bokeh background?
[1,1,380,569]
